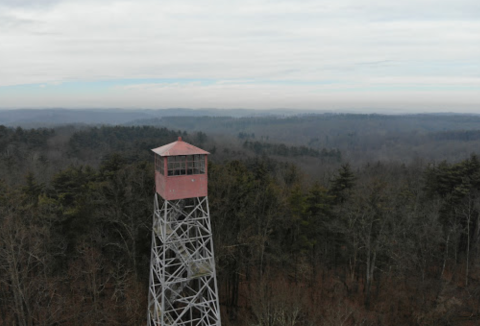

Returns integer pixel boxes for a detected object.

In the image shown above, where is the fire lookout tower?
[147,137,221,326]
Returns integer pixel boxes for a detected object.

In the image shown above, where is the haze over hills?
[3,108,480,166]
[0,108,328,127]
[1,108,479,128]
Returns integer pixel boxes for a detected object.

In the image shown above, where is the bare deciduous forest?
[2,113,480,325]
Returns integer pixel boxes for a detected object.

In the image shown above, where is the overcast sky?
[1,0,479,112]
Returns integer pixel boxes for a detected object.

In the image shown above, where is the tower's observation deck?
[152,137,210,200]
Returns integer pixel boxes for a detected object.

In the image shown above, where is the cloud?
[0,0,62,8]
[0,0,479,110]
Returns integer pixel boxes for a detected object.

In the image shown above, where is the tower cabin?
[152,137,210,201]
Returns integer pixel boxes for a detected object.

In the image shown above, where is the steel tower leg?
[148,193,221,326]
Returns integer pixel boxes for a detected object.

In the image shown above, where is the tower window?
[155,155,164,175]
[167,155,205,176]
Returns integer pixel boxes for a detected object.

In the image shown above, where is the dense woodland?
[139,114,480,164]
[2,115,480,325]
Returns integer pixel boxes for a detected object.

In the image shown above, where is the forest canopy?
[2,114,480,326]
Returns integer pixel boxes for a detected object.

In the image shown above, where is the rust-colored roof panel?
[151,137,210,156]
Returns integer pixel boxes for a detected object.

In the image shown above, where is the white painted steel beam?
[148,194,221,326]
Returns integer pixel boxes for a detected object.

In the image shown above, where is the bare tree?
[0,195,56,326]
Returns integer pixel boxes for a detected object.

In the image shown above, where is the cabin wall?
[155,171,208,200]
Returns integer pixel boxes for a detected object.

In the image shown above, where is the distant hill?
[0,108,322,127]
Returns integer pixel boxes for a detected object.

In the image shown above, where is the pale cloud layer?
[1,0,479,111]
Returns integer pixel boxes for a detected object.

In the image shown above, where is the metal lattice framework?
[147,194,221,326]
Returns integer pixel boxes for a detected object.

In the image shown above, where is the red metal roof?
[151,137,210,156]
